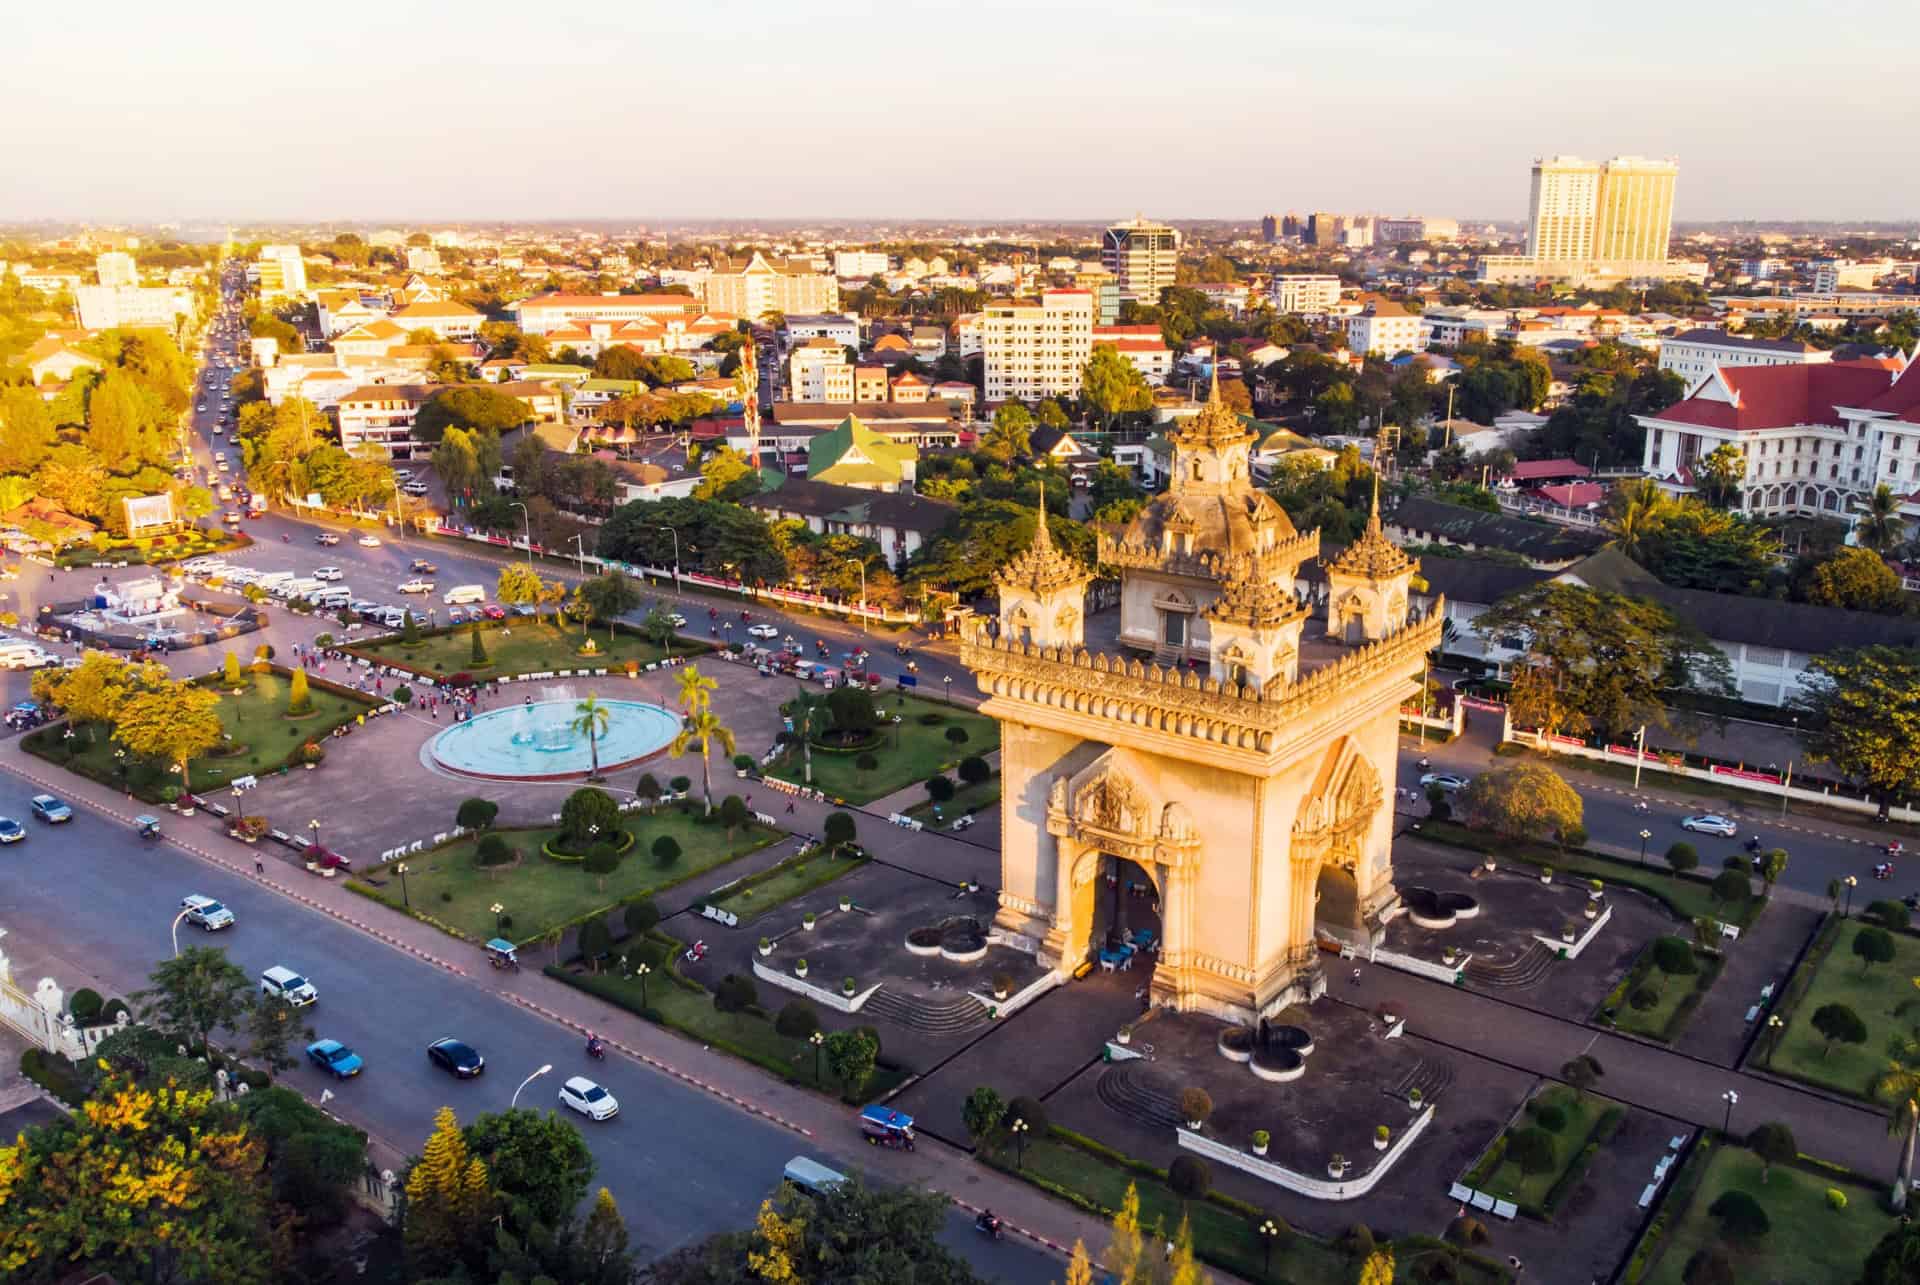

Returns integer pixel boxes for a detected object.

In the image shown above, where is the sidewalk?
[862,750,1001,818]
[0,738,1129,1276]
[1672,901,1823,1067]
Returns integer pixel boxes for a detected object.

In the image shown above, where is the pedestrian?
[254,856,264,875]
[786,800,796,815]
[1351,967,1361,985]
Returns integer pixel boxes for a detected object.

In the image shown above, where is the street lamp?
[943,675,952,704]
[569,533,587,577]
[395,862,411,910]
[1766,1013,1784,1060]
[512,1063,553,1109]
[1638,829,1652,866]
[169,905,192,958]
[632,960,651,1008]
[809,1029,825,1086]
[654,525,681,594]
[1845,874,1858,918]
[508,501,532,568]
[308,818,321,855]
[1721,1088,1739,1136]
[490,902,506,934]
[1009,1115,1031,1169]
[1258,1219,1280,1278]
[844,558,867,635]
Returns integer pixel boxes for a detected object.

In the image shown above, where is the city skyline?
[9,0,1916,224]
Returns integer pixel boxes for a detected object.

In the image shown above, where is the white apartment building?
[782,314,860,347]
[1638,356,1920,525]
[1422,307,1509,349]
[981,289,1094,402]
[701,251,838,321]
[788,338,855,403]
[256,244,307,298]
[1092,325,1173,384]
[95,251,138,288]
[389,299,483,342]
[1101,217,1180,302]
[74,285,194,331]
[510,292,695,335]
[335,384,435,456]
[1812,259,1899,293]
[1269,274,1343,315]
[833,250,889,279]
[1657,329,1832,395]
[1343,301,1424,357]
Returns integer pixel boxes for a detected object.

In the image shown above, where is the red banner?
[1548,734,1586,750]
[1607,744,1662,762]
[1710,765,1781,785]
[1461,697,1505,713]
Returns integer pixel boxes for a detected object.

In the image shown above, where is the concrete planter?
[794,962,808,979]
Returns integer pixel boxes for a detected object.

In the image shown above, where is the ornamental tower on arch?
[964,379,1442,1022]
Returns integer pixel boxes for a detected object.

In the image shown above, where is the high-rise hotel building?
[1101,216,1181,303]
[1481,154,1694,285]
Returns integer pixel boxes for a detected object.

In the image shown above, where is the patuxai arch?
[963,379,1440,1022]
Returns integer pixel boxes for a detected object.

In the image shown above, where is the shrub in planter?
[1375,1125,1390,1145]
[1251,1129,1270,1154]
[842,977,856,996]
[1539,866,1554,884]
[1408,1087,1424,1107]
[758,936,773,956]
[991,971,1013,999]
[69,988,104,1024]
[801,913,816,930]
[732,753,754,775]
[1179,1086,1213,1128]
[795,958,808,978]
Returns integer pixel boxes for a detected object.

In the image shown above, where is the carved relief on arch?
[1290,738,1385,872]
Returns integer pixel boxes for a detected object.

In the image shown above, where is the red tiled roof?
[1102,339,1171,354]
[1505,459,1591,482]
[1532,482,1606,508]
[1653,360,1897,433]
[1850,357,1920,423]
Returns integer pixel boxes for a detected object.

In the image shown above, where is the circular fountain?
[425,697,681,781]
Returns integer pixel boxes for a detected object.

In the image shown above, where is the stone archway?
[1289,737,1388,950]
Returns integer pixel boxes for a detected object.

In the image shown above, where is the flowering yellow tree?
[404,1106,494,1275]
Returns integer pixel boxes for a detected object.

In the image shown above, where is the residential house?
[805,414,919,491]
[390,299,482,342]
[22,337,100,385]
[332,319,409,363]
[1344,299,1424,357]
[1092,324,1173,384]
[932,380,977,406]
[335,384,435,456]
[316,290,389,337]
[853,366,889,403]
[890,371,930,404]
[782,314,861,347]
[790,339,854,403]
[746,476,954,565]
[571,378,647,421]
[910,326,947,361]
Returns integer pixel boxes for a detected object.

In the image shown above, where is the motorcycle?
[1876,862,1896,881]
[585,1037,606,1061]
[1744,837,1763,855]
[974,1213,1003,1241]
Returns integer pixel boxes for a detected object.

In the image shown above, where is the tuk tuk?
[484,938,521,972]
[135,815,162,841]
[859,1105,916,1150]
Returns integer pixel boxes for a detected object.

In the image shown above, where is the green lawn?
[1608,948,1724,1043]
[705,851,866,923]
[1766,918,1920,1100]
[1643,1142,1894,1285]
[26,670,374,799]
[770,693,997,805]
[904,775,1001,823]
[995,1132,1503,1284]
[1467,1085,1607,1210]
[353,619,685,679]
[352,812,779,944]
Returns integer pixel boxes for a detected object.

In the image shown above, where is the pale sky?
[7,0,1914,225]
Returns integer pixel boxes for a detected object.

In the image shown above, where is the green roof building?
[805,414,918,491]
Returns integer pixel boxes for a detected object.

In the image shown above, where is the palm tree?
[1857,483,1903,554]
[1874,1024,1920,1199]
[1608,478,1672,562]
[570,693,611,781]
[675,664,717,715]
[671,707,736,816]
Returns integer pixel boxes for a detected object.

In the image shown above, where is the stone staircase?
[1464,941,1557,990]
[1389,1057,1455,1106]
[858,988,991,1036]
[1095,1063,1186,1130]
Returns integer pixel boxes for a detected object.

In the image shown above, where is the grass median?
[770,692,997,805]
[1764,916,1920,1100]
[353,618,686,679]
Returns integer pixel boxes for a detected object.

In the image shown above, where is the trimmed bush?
[1167,1154,1211,1204]
[1707,1189,1770,1242]
[774,1000,819,1040]
[1179,1086,1213,1126]
[1683,1247,1736,1285]
[1532,1102,1569,1133]
[68,989,104,1024]
[1629,983,1662,1011]
[1652,935,1698,975]
[1866,899,1912,931]
[1339,1224,1376,1259]
[1506,1126,1557,1175]
[1826,1187,1848,1211]
[714,973,758,1014]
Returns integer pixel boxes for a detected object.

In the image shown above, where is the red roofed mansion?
[1637,353,1920,528]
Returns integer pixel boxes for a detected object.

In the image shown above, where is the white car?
[397,579,434,595]
[180,894,235,931]
[313,567,343,581]
[558,1076,619,1121]
[358,535,382,548]
[1418,772,1472,793]
[260,965,317,1007]
[402,482,430,497]
[747,623,779,639]
[1681,814,1739,838]
[668,613,687,627]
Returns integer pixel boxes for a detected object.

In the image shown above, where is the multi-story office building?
[981,289,1094,402]
[256,244,307,298]
[1480,154,1690,285]
[74,285,194,331]
[1269,274,1343,314]
[1657,329,1831,394]
[1376,216,1460,244]
[1588,155,1678,262]
[702,251,838,321]
[1260,214,1279,244]
[833,250,889,279]
[1101,217,1180,303]
[1307,212,1345,247]
[1072,266,1120,326]
[1527,157,1605,261]
[95,251,138,288]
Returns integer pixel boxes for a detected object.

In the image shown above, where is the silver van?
[781,1156,845,1195]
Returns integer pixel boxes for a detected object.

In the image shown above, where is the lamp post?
[1721,1088,1739,1137]
[490,902,506,934]
[1638,829,1652,866]
[654,525,681,594]
[308,818,321,857]
[809,1029,824,1086]
[1009,1115,1030,1170]
[843,558,867,635]
[1765,1013,1784,1061]
[943,675,952,704]
[1845,874,1858,918]
[395,861,411,910]
[1258,1219,1280,1279]
[512,1063,553,1109]
[632,960,651,1009]
[569,533,587,577]
[170,905,192,958]
[508,501,532,568]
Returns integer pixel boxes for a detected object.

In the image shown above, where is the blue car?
[29,795,71,823]
[0,816,23,843]
[306,1039,363,1079]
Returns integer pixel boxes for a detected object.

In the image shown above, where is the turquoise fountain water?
[427,695,680,780]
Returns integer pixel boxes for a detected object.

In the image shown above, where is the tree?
[854,751,878,783]
[496,562,545,615]
[1682,1247,1736,1285]
[402,608,420,644]
[980,402,1033,461]
[1876,1030,1920,1197]
[1857,1220,1920,1285]
[823,1027,878,1095]
[560,786,621,845]
[823,809,857,855]
[1666,841,1700,876]
[672,706,737,816]
[1638,502,1778,594]
[926,775,956,806]
[1803,545,1903,612]
[1711,869,1751,907]
[719,793,749,838]
[463,1106,595,1227]
[405,1106,494,1275]
[1065,1239,1096,1285]
[1167,1154,1211,1211]
[1869,899,1914,931]
[581,569,643,624]
[469,620,488,664]
[112,676,225,784]
[476,832,515,879]
[1456,761,1583,844]
[714,973,758,1013]
[1694,442,1747,509]
[1358,1249,1396,1285]
[135,945,251,1055]
[0,1072,274,1284]
[1561,1054,1605,1090]
[1507,1126,1557,1174]
[1761,848,1789,890]
[457,796,499,830]
[1477,583,1732,740]
[1811,1002,1868,1058]
[675,1175,981,1285]
[774,1000,820,1041]
[287,666,311,716]
[637,773,663,806]
[1706,1189,1770,1243]
[584,841,622,892]
[413,384,531,444]
[1745,1121,1796,1183]
[695,446,760,502]
[676,663,718,714]
[571,693,612,780]
[239,990,313,1081]
[1792,647,1920,817]
[1082,344,1156,430]
[1104,1183,1146,1285]
[1652,936,1698,975]
[652,834,682,867]
[962,1085,1005,1150]
[1858,483,1905,554]
[1855,926,1897,972]
[46,650,132,742]
[223,650,243,687]
[958,755,991,786]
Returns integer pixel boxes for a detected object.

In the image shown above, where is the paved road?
[0,778,1061,1282]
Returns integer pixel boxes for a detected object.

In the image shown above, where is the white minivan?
[443,584,485,605]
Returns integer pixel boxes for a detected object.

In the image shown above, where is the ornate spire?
[1205,571,1307,630]
[996,490,1090,595]
[1173,359,1257,451]
[1326,497,1414,580]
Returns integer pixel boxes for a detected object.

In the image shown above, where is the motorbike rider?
[586,1032,605,1057]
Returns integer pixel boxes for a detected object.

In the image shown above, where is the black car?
[426,1037,485,1078]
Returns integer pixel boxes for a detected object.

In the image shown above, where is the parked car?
[180,894,235,931]
[558,1076,619,1121]
[1681,814,1738,837]
[29,795,72,823]
[306,1039,363,1079]
[426,1037,485,1078]
[260,965,317,1007]
[481,604,506,620]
